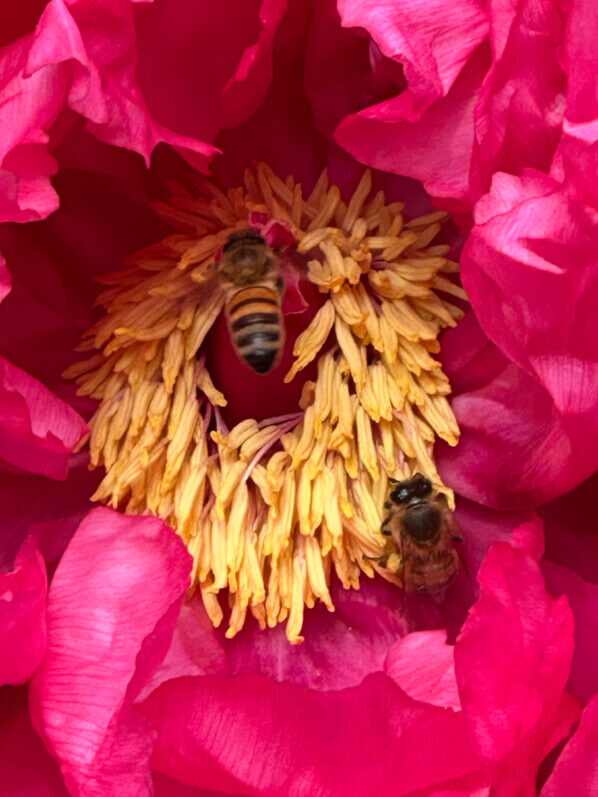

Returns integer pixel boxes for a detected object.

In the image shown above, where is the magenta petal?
[554,122,598,209]
[338,0,488,106]
[0,466,100,571]
[28,0,217,170]
[439,310,508,396]
[462,171,598,464]
[454,499,536,579]
[541,474,598,585]
[30,507,192,796]
[543,561,598,705]
[154,772,233,797]
[334,0,488,202]
[0,687,68,796]
[0,33,64,223]
[335,47,488,202]
[0,356,87,479]
[226,577,407,689]
[0,536,47,685]
[559,0,597,128]
[541,694,598,796]
[455,543,577,794]
[471,0,566,200]
[134,0,286,144]
[219,0,288,130]
[437,363,584,508]
[0,250,11,306]
[140,672,484,794]
[142,577,407,696]
[385,630,461,710]
[551,0,598,207]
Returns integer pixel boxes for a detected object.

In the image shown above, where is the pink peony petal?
[154,772,236,797]
[140,576,408,696]
[226,577,408,689]
[335,47,489,202]
[0,465,100,571]
[30,507,192,796]
[219,0,288,130]
[463,170,598,429]
[559,0,597,128]
[0,141,170,411]
[0,250,11,306]
[134,0,286,144]
[30,0,218,170]
[554,120,598,209]
[305,0,396,141]
[510,518,545,563]
[455,543,577,794]
[543,561,598,705]
[0,356,87,479]
[333,0,488,201]
[0,686,68,796]
[338,0,488,106]
[140,672,484,794]
[453,499,536,579]
[461,170,598,501]
[552,0,598,208]
[0,536,47,685]
[437,363,585,508]
[212,0,327,190]
[541,693,598,796]
[385,630,461,710]
[0,32,65,222]
[0,0,218,222]
[541,473,598,585]
[470,0,566,201]
[0,138,175,422]
[439,310,508,396]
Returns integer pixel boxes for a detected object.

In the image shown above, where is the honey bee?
[218,229,285,374]
[381,473,463,596]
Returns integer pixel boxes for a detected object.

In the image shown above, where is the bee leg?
[388,477,399,484]
[452,533,464,543]
[384,501,392,510]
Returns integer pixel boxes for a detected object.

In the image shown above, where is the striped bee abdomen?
[227,286,284,374]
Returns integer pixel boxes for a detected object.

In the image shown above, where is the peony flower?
[0,0,597,794]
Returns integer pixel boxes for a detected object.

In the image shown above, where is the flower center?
[65,163,465,643]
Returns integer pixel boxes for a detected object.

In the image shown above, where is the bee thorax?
[402,504,441,543]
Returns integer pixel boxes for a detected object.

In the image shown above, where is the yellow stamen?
[67,163,465,642]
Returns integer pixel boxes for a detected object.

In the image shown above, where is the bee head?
[390,473,432,505]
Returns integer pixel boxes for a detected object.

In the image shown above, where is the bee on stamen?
[381,473,463,596]
[218,229,285,374]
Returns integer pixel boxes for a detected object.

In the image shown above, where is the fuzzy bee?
[381,473,462,595]
[218,229,285,374]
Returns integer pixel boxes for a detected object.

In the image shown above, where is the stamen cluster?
[66,163,464,642]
